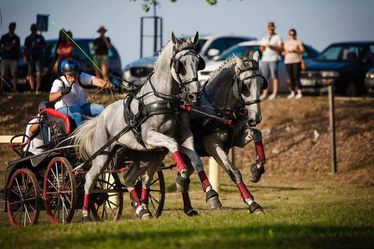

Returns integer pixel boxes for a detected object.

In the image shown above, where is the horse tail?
[73,116,99,160]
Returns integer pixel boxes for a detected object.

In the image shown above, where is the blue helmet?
[60,59,80,75]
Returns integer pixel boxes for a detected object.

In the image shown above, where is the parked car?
[122,34,256,86]
[300,41,374,96]
[365,68,374,94]
[11,38,122,92]
[198,40,320,94]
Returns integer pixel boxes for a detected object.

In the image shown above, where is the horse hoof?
[136,204,152,220]
[81,215,93,223]
[184,209,199,217]
[250,164,265,183]
[206,189,222,209]
[249,202,265,215]
[176,174,190,192]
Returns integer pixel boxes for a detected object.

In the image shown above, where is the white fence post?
[208,157,220,193]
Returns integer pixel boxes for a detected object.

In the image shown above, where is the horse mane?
[208,56,242,81]
[154,37,195,71]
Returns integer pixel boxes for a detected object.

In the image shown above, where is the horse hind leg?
[125,161,152,220]
[83,153,112,221]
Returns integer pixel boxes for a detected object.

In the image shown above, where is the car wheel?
[345,82,359,97]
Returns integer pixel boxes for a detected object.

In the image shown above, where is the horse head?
[235,52,268,126]
[170,32,203,105]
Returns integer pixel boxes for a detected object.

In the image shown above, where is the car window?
[224,38,249,50]
[206,38,226,56]
[303,45,319,59]
[196,39,207,54]
[317,45,362,61]
[217,45,260,61]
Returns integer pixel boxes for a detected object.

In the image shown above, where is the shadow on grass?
[11,223,374,249]
[221,184,312,193]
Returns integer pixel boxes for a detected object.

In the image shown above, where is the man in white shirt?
[49,59,113,126]
[259,22,283,100]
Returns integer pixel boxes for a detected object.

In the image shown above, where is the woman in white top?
[283,28,305,99]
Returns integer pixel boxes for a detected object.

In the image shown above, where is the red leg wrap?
[83,194,90,211]
[130,189,141,205]
[172,151,187,171]
[198,171,211,189]
[141,188,150,202]
[237,182,254,200]
[255,141,266,163]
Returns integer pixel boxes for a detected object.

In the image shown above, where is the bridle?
[170,46,201,88]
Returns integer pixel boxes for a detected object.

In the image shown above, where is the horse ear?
[253,51,260,62]
[192,31,199,46]
[171,32,177,45]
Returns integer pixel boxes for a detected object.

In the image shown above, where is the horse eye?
[178,63,186,75]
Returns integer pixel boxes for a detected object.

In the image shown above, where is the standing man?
[49,59,113,126]
[0,22,21,93]
[93,26,112,80]
[259,22,283,100]
[23,23,47,94]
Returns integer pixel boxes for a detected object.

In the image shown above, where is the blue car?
[300,41,374,96]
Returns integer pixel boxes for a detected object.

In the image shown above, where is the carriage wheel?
[90,173,123,221]
[43,157,77,224]
[134,170,165,218]
[7,169,40,227]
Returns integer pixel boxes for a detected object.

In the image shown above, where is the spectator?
[0,22,21,93]
[23,23,47,94]
[93,26,112,79]
[284,28,305,99]
[49,59,113,126]
[53,30,74,74]
[259,22,283,100]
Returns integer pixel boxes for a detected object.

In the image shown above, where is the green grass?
[1,182,373,249]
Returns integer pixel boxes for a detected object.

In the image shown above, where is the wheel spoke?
[149,177,159,186]
[15,178,24,199]
[24,204,32,224]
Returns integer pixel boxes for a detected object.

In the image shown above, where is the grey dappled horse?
[180,53,268,215]
[73,32,220,220]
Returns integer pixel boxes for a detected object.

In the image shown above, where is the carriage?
[0,105,167,227]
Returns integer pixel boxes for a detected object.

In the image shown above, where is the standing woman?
[284,28,305,99]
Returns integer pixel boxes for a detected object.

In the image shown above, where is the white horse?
[73,32,220,220]
[179,53,268,215]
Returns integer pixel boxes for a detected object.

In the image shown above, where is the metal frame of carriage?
[0,105,168,227]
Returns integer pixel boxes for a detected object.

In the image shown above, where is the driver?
[49,59,113,126]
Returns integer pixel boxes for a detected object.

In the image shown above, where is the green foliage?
[130,0,218,13]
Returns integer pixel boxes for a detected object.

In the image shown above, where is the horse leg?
[249,128,266,183]
[206,142,264,215]
[83,153,111,221]
[124,160,152,220]
[180,137,222,209]
[140,152,165,212]
[143,130,189,181]
[176,155,198,216]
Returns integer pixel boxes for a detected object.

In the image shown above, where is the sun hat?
[97,26,108,33]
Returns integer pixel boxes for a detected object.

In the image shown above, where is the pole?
[153,3,158,54]
[208,158,220,193]
[328,85,337,173]
[140,17,143,58]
